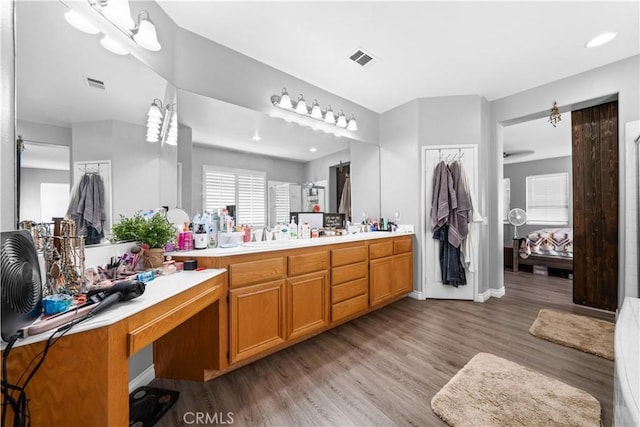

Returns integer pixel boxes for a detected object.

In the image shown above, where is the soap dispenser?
[289,216,298,239]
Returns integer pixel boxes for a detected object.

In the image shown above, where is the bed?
[513,228,573,273]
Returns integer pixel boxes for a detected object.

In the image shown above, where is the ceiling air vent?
[349,49,374,67]
[85,76,106,91]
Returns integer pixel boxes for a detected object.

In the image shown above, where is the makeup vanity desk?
[1,269,227,427]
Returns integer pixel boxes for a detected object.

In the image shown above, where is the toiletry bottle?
[289,216,298,239]
[302,221,310,239]
[281,223,289,240]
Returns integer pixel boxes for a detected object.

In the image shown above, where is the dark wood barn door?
[572,101,618,311]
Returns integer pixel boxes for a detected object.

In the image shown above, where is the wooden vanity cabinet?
[227,249,331,364]
[330,243,369,323]
[286,251,330,340]
[188,235,413,369]
[286,271,330,340]
[229,279,286,364]
[369,236,414,307]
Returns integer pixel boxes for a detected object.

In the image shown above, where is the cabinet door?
[370,257,394,307]
[392,252,413,296]
[286,271,330,340]
[229,280,285,364]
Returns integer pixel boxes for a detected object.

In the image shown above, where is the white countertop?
[614,296,640,427]
[167,231,414,257]
[3,269,226,349]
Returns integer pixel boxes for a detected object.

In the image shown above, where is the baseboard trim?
[474,287,505,303]
[409,290,426,300]
[129,364,155,393]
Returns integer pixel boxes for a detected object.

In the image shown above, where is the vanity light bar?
[270,88,358,132]
[64,1,161,56]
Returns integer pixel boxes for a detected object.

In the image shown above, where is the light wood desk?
[1,269,227,427]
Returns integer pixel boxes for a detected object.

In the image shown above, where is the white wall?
[490,55,640,304]
[380,100,420,292]
[177,124,193,213]
[20,168,69,222]
[380,95,489,297]
[351,141,381,223]
[17,120,71,147]
[72,120,177,222]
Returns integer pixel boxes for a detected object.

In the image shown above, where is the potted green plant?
[111,212,176,268]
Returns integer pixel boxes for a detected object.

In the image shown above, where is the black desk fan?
[1,230,42,341]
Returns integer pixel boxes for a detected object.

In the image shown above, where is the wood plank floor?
[153,271,615,426]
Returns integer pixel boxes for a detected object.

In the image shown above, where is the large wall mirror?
[14,1,380,240]
[16,0,171,243]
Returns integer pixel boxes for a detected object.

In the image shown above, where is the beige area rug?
[529,308,615,360]
[431,353,601,427]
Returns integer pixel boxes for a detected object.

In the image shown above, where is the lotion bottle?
[289,216,298,239]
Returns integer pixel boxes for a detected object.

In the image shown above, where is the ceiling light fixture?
[252,131,261,141]
[99,35,128,55]
[309,147,317,153]
[132,11,161,51]
[64,1,162,56]
[101,0,135,30]
[64,10,100,34]
[585,32,617,48]
[310,100,322,119]
[146,99,178,145]
[270,88,358,132]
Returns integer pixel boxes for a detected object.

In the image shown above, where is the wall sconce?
[146,99,177,146]
[64,0,161,56]
[270,88,358,132]
[549,101,562,127]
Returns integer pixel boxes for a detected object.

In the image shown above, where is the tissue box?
[217,232,244,248]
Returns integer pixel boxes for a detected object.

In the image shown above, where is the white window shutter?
[203,168,236,213]
[237,173,266,226]
[203,166,266,227]
[274,184,291,225]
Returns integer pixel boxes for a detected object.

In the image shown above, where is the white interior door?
[423,146,478,300]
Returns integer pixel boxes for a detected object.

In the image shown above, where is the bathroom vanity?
[0,232,413,426]
[171,232,414,373]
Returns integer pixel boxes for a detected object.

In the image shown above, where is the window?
[203,166,266,226]
[526,172,569,225]
[273,184,291,225]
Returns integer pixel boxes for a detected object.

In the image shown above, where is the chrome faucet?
[262,227,269,241]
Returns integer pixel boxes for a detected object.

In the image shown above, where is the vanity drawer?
[394,238,412,255]
[331,245,367,267]
[229,257,286,288]
[288,251,329,276]
[332,278,368,304]
[369,241,393,259]
[331,261,368,286]
[331,293,369,323]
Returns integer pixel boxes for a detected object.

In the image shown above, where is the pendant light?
[102,0,135,30]
[133,11,161,52]
[336,110,347,128]
[324,106,335,124]
[99,35,128,55]
[277,88,293,109]
[295,95,307,115]
[346,115,358,131]
[310,100,322,119]
[64,10,99,34]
